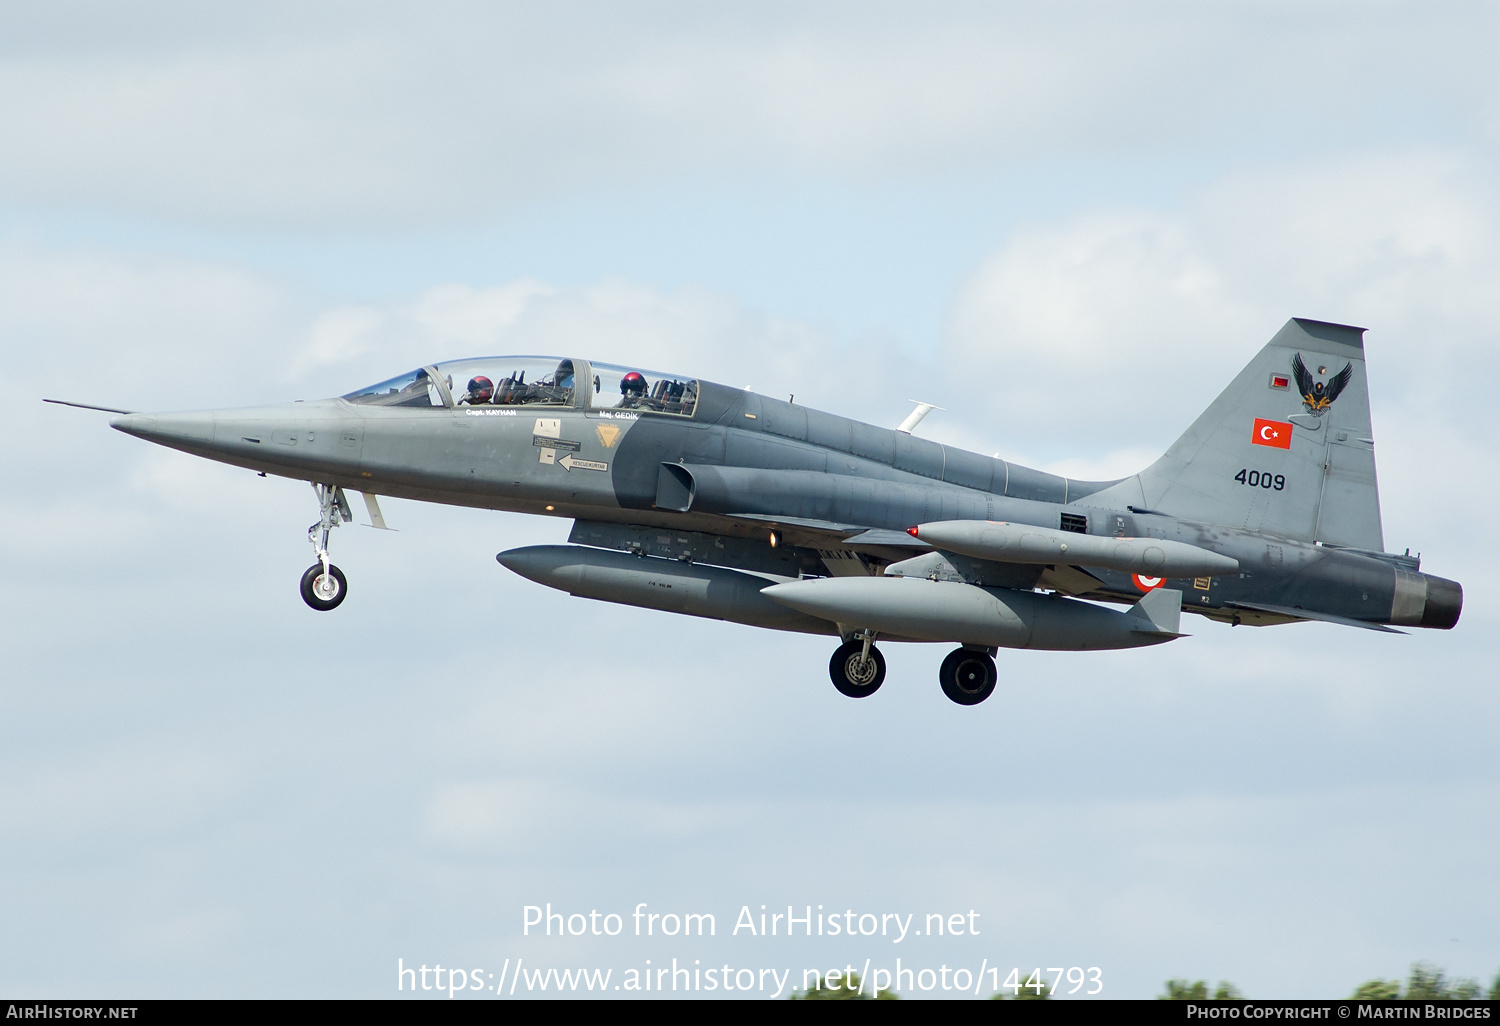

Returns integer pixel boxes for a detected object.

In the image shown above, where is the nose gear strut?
[301,483,352,610]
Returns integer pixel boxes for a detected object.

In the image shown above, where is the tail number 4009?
[1235,469,1285,491]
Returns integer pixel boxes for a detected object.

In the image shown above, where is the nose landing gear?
[301,483,352,611]
[301,561,347,610]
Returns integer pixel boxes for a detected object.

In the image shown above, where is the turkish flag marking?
[1252,418,1293,449]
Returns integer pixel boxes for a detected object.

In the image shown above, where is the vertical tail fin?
[1084,318,1384,550]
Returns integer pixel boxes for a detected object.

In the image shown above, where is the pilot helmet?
[554,360,575,389]
[621,371,647,396]
[467,376,494,402]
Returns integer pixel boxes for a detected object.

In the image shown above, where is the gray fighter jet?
[57,317,1460,705]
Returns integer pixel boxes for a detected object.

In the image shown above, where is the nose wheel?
[829,633,885,698]
[300,562,347,611]
[302,482,352,611]
[939,647,997,706]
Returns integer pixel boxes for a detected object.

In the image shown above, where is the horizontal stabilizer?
[1225,600,1405,633]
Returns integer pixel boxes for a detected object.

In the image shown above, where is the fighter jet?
[54,317,1460,706]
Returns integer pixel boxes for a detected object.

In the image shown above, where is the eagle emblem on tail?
[1291,353,1353,415]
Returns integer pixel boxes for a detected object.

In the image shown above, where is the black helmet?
[621,372,647,396]
[467,376,494,403]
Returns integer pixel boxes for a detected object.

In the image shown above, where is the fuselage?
[109,358,1461,633]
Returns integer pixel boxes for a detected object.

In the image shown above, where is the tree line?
[789,964,1500,1000]
[1163,964,1499,1001]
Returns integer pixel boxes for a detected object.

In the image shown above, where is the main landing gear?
[825,637,998,706]
[829,631,885,698]
[301,482,352,611]
[938,647,997,706]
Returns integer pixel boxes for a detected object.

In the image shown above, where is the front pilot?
[461,376,494,405]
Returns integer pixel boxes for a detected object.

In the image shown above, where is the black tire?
[939,647,996,706]
[829,641,886,698]
[300,563,348,611]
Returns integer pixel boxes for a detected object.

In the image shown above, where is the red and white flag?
[1251,418,1293,449]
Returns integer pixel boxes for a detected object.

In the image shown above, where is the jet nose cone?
[110,411,216,448]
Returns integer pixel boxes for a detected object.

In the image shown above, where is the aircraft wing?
[840,529,933,549]
[721,515,931,565]
[1034,564,1108,596]
[722,513,872,536]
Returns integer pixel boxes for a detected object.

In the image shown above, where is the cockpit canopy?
[342,357,698,417]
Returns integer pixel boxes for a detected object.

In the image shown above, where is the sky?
[2,1,1498,1000]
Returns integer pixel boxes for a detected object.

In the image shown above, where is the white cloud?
[947,209,1255,436]
[294,306,385,376]
[5,6,1500,994]
[0,242,299,407]
[2,4,1497,226]
[1193,151,1500,346]
[422,779,748,853]
[0,748,238,842]
[943,150,1500,463]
